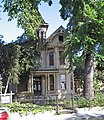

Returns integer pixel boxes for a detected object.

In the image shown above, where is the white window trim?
[60,74,66,90]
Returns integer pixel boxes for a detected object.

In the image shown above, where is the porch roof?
[32,68,59,73]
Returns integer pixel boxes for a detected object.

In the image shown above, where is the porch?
[28,69,60,97]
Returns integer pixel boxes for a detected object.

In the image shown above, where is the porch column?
[56,73,59,91]
[28,72,33,93]
[45,73,48,96]
[42,75,46,95]
[54,72,56,94]
[47,73,50,94]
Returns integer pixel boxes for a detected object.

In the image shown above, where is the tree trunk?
[4,79,9,95]
[84,52,94,98]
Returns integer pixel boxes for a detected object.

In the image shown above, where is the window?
[50,75,54,90]
[49,51,54,66]
[60,74,66,90]
[36,56,40,64]
[41,31,46,42]
[59,51,65,65]
[59,35,63,43]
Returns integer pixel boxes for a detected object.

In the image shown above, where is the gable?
[46,25,65,47]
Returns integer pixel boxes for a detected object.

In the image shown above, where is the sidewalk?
[55,107,104,120]
[10,107,104,120]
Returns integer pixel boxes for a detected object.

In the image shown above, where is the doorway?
[33,77,42,95]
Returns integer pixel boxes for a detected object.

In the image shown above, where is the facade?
[27,25,72,99]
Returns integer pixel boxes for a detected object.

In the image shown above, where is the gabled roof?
[46,25,65,43]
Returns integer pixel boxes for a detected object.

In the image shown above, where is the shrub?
[77,93,104,108]
[0,102,55,114]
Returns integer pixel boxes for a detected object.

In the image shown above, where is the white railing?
[0,91,14,104]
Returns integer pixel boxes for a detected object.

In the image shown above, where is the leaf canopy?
[60,0,104,68]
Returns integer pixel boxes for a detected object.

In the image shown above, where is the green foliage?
[3,0,43,39]
[16,38,41,73]
[60,0,104,98]
[78,93,104,108]
[0,36,41,91]
[94,70,104,93]
[2,0,52,39]
[61,93,104,108]
[0,75,3,92]
[60,0,104,67]
[0,43,21,84]
[0,102,55,114]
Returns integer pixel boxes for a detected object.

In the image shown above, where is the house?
[26,24,73,99]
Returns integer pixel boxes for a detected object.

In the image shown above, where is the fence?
[0,91,14,104]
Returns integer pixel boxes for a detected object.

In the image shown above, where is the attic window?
[59,35,63,43]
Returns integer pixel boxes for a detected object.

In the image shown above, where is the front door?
[33,77,42,95]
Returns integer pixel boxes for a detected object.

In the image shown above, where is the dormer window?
[59,35,64,43]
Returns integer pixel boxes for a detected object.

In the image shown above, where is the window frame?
[60,74,66,90]
[59,51,65,65]
[58,35,64,43]
[49,51,54,66]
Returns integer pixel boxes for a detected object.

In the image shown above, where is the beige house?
[27,25,73,99]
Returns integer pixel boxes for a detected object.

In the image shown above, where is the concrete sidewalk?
[10,107,104,120]
[55,107,104,120]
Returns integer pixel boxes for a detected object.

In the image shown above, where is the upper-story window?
[59,51,65,65]
[41,31,43,40]
[41,31,46,42]
[58,35,64,43]
[36,56,40,64]
[49,51,54,66]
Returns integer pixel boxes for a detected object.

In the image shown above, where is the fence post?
[10,91,12,104]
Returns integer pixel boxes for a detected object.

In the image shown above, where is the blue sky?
[0,0,68,43]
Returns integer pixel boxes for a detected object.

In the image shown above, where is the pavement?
[10,107,104,120]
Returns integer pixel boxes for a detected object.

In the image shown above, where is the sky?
[0,0,68,43]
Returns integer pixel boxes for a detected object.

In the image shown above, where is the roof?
[46,25,65,43]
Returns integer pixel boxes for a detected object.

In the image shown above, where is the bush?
[78,93,104,108]
[0,102,55,114]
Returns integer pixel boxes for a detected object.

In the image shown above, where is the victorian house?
[26,24,73,99]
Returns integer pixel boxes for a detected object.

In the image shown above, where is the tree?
[0,42,21,93]
[2,0,52,39]
[0,34,42,93]
[60,0,104,98]
[15,34,41,73]
[1,0,53,93]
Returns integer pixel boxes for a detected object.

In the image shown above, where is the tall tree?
[0,43,21,93]
[15,35,41,73]
[2,0,52,39]
[60,0,104,98]
[0,35,41,93]
[1,0,52,93]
